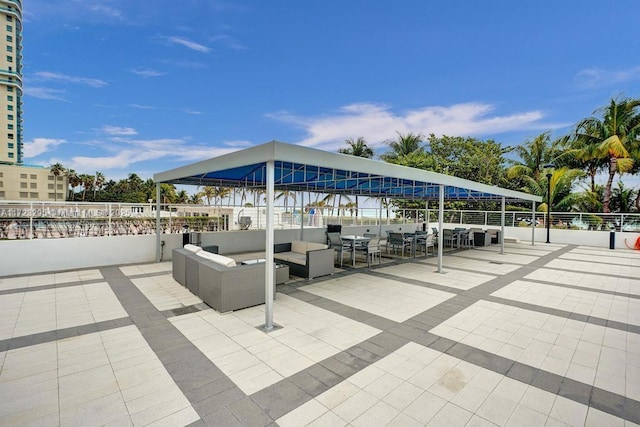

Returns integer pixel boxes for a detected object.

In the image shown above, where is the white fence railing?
[0,201,639,239]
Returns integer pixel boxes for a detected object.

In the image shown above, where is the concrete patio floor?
[1,243,639,426]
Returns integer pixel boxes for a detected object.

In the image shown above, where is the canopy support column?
[300,192,304,240]
[259,160,278,332]
[531,201,536,246]
[155,183,162,262]
[437,184,444,273]
[500,197,505,255]
[378,198,383,236]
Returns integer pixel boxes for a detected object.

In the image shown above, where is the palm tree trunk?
[603,156,617,213]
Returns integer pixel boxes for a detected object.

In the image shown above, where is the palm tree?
[49,163,65,202]
[189,192,202,204]
[201,186,216,206]
[574,97,640,212]
[338,137,376,217]
[507,132,563,182]
[610,181,637,213]
[93,171,105,201]
[521,167,585,212]
[78,174,94,201]
[66,169,79,200]
[380,131,424,162]
[338,137,374,158]
[176,190,189,204]
[275,190,297,212]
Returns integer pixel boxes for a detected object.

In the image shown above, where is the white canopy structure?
[154,141,542,330]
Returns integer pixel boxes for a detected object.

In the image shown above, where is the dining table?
[340,235,370,266]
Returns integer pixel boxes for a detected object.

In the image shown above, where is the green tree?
[521,167,585,212]
[93,171,105,201]
[610,181,637,213]
[338,137,375,217]
[507,132,563,182]
[380,131,424,162]
[428,134,506,185]
[65,169,79,200]
[574,97,640,212]
[49,163,65,202]
[176,190,189,204]
[338,136,374,158]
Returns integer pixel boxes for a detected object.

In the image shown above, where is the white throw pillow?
[184,244,202,253]
[196,250,237,267]
[291,240,307,254]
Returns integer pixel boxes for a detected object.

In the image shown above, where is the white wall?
[2,226,638,277]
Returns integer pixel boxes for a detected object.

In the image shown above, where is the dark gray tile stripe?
[558,253,640,267]
[520,277,640,300]
[485,295,640,334]
[123,270,172,280]
[538,265,640,281]
[0,278,105,295]
[0,317,133,352]
[265,244,640,424]
[100,267,273,427]
[161,303,210,318]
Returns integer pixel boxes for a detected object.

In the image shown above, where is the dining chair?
[326,232,351,266]
[355,236,381,267]
[387,232,412,258]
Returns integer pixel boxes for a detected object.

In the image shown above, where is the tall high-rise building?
[0,1,67,201]
[0,0,21,165]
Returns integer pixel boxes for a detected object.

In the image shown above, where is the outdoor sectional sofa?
[172,245,275,313]
[273,240,334,279]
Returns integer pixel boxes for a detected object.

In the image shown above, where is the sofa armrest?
[306,248,335,279]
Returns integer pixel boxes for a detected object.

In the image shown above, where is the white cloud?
[575,65,640,89]
[268,102,568,151]
[130,103,160,110]
[68,138,237,171]
[102,126,138,136]
[165,36,211,53]
[24,86,69,102]
[89,4,123,19]
[33,71,108,88]
[183,109,203,115]
[131,68,166,78]
[211,34,247,50]
[23,138,66,158]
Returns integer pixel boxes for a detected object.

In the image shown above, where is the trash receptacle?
[610,231,615,250]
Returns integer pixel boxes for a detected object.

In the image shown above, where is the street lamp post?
[544,164,555,244]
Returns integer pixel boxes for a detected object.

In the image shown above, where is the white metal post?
[262,160,276,331]
[500,197,505,255]
[531,201,536,246]
[155,184,162,262]
[437,184,444,273]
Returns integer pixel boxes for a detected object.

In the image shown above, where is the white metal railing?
[0,201,638,239]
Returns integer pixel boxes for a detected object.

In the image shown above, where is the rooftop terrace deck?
[1,243,639,426]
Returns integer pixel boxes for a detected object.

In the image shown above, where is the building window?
[19,173,26,178]
[30,182,37,189]
[7,105,12,111]
[8,124,13,130]
[8,133,13,139]
[8,143,13,149]
[48,193,56,199]
[7,95,12,101]
[8,152,13,158]
[6,16,12,22]
[30,192,38,199]
[6,46,11,52]
[6,55,12,63]
[7,86,12,92]
[0,181,3,187]
[7,114,13,120]
[19,191,27,198]
[0,191,4,198]
[6,35,11,42]
[20,182,26,188]
[6,25,12,32]
[48,175,54,180]
[0,172,3,177]
[30,174,37,179]
[48,183,54,189]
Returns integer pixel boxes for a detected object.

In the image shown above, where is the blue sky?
[21,0,640,188]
